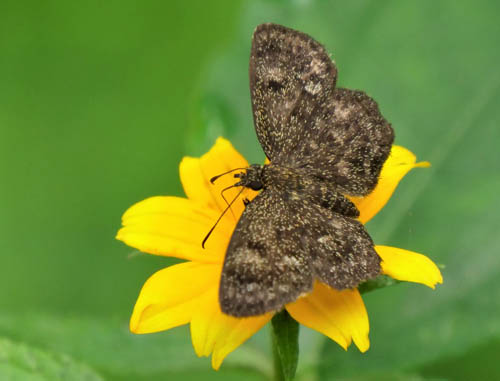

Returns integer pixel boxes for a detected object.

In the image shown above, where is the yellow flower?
[116,137,442,370]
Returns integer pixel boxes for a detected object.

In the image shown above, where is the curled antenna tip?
[210,175,218,184]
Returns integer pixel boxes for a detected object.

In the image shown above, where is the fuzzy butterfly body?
[219,23,394,317]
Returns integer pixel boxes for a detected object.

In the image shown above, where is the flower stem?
[271,309,299,381]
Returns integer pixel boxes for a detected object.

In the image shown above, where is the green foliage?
[0,315,194,376]
[1,0,499,380]
[0,337,103,381]
[0,314,267,380]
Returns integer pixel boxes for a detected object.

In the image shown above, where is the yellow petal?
[350,145,430,224]
[190,287,272,370]
[286,282,370,352]
[179,137,256,219]
[116,196,228,263]
[130,262,220,334]
[376,245,443,289]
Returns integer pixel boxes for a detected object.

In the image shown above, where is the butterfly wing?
[250,23,394,196]
[291,198,381,291]
[288,88,395,196]
[250,23,337,163]
[219,189,313,317]
[219,189,380,317]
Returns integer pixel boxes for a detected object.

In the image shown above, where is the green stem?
[271,329,285,381]
[271,310,299,381]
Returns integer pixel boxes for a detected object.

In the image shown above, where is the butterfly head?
[234,164,264,191]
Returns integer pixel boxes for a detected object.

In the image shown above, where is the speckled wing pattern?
[249,23,394,196]
[219,23,394,317]
[219,190,313,317]
[220,187,380,317]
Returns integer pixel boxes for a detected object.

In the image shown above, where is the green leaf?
[0,314,270,380]
[271,310,299,381]
[0,337,103,381]
[0,314,194,377]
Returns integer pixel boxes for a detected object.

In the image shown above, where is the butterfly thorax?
[234,164,265,191]
[237,164,359,218]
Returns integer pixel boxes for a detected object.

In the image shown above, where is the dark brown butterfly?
[218,23,394,317]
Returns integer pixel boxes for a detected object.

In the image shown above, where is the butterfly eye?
[248,180,263,191]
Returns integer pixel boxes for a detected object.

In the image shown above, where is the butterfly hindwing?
[250,23,394,196]
[289,198,381,290]
[288,88,394,196]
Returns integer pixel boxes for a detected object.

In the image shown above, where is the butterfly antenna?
[210,167,246,184]
[220,184,239,220]
[202,186,245,249]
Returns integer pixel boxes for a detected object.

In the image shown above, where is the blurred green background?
[1,0,500,380]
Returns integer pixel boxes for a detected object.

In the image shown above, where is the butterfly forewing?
[250,23,338,163]
[219,190,313,317]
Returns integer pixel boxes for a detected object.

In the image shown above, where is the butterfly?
[218,23,394,317]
